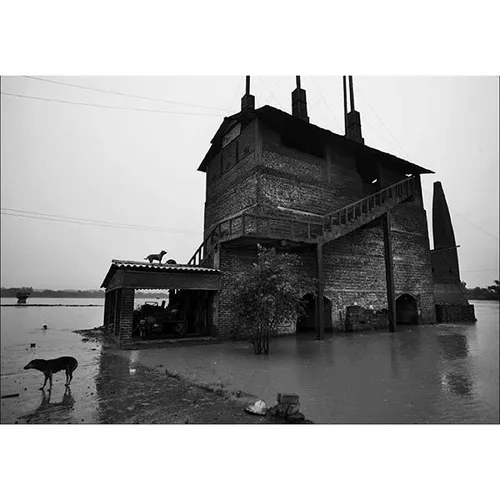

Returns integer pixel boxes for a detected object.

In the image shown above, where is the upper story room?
[197,76,434,229]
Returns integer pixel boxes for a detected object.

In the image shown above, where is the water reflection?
[20,387,75,423]
[294,335,334,365]
[438,334,469,360]
[441,372,473,396]
[397,330,422,360]
[389,335,399,379]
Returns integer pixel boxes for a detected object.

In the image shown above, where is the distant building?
[16,290,30,305]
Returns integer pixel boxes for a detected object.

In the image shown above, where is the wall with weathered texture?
[217,243,317,338]
[204,123,257,236]
[217,244,257,338]
[204,117,436,335]
[321,196,436,330]
[259,141,364,217]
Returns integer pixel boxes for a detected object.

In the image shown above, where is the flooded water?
[130,300,500,424]
[1,298,103,423]
[1,299,498,423]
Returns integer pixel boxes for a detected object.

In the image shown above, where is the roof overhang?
[101,260,220,291]
[197,105,434,176]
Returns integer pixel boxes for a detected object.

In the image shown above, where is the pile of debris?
[244,393,310,423]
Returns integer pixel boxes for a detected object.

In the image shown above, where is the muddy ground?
[1,327,309,424]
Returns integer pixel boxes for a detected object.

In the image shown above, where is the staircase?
[188,176,418,266]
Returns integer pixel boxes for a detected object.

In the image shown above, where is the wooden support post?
[114,289,121,337]
[103,291,109,325]
[383,212,396,333]
[316,242,325,340]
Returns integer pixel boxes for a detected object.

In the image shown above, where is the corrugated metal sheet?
[101,260,219,288]
[111,260,218,272]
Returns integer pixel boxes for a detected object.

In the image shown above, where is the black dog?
[24,357,78,391]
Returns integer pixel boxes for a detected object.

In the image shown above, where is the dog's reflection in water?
[21,387,75,423]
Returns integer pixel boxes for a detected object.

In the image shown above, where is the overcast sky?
[1,76,498,289]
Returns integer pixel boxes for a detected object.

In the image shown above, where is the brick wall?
[204,117,436,334]
[321,201,436,330]
[217,244,316,338]
[260,145,364,215]
[118,288,135,348]
[204,174,258,234]
[204,123,257,236]
[218,245,257,338]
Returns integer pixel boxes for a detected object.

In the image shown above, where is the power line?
[0,208,200,235]
[1,92,225,117]
[256,76,284,109]
[265,77,284,106]
[420,187,499,241]
[346,81,497,244]
[225,76,243,115]
[307,76,343,134]
[352,81,409,159]
[23,75,236,113]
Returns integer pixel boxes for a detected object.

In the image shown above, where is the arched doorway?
[395,294,419,325]
[297,293,333,333]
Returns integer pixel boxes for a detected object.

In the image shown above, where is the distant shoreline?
[1,288,166,299]
[1,304,104,307]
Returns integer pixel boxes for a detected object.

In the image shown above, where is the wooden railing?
[187,176,417,266]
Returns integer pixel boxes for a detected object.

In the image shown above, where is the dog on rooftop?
[144,250,167,264]
[23,357,78,391]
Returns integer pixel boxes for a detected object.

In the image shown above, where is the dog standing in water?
[24,357,78,391]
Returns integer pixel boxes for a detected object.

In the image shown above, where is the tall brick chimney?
[291,76,309,122]
[241,75,255,112]
[432,181,458,251]
[343,75,364,144]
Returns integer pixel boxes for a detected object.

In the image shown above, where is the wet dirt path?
[1,333,268,424]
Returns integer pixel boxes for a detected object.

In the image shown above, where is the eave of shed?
[100,260,219,289]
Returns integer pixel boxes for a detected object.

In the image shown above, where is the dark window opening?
[281,131,325,159]
[396,294,419,325]
[296,293,333,333]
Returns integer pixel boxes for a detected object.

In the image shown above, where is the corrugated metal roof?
[101,260,219,288]
[112,260,218,272]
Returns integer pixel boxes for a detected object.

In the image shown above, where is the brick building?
[190,76,438,338]
[102,76,475,348]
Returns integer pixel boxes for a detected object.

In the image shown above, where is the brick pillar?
[208,290,220,337]
[118,288,135,348]
[383,212,396,332]
[316,242,325,340]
